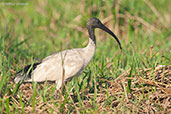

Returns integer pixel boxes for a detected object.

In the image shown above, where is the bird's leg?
[54,89,59,99]
[54,80,62,99]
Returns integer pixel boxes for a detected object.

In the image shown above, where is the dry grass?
[8,65,170,113]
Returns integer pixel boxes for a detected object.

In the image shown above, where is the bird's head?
[87,17,122,50]
[87,17,102,28]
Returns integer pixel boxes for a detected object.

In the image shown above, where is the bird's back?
[15,48,85,83]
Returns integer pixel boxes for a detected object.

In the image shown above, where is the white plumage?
[14,17,122,94]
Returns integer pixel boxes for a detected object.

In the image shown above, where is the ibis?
[14,17,122,96]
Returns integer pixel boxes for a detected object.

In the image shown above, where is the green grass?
[0,0,170,113]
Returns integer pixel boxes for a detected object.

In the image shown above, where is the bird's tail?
[14,74,23,83]
[14,72,32,83]
[14,62,41,83]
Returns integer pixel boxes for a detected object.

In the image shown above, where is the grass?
[0,0,170,113]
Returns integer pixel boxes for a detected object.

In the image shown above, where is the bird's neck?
[88,26,96,45]
[81,26,96,65]
[82,37,96,65]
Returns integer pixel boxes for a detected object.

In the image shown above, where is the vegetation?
[0,0,170,113]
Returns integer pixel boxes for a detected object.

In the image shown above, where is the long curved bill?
[99,24,122,50]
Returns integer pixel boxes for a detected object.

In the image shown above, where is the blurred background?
[0,0,170,68]
[0,0,170,113]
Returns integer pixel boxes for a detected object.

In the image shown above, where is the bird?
[14,17,122,96]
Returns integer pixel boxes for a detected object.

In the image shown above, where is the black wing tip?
[15,62,41,82]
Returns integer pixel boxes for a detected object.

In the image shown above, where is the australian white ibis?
[14,17,122,96]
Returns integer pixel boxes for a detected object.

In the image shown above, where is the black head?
[87,17,122,50]
[87,17,102,28]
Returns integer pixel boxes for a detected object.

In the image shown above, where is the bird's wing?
[62,50,85,80]
[31,49,85,82]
